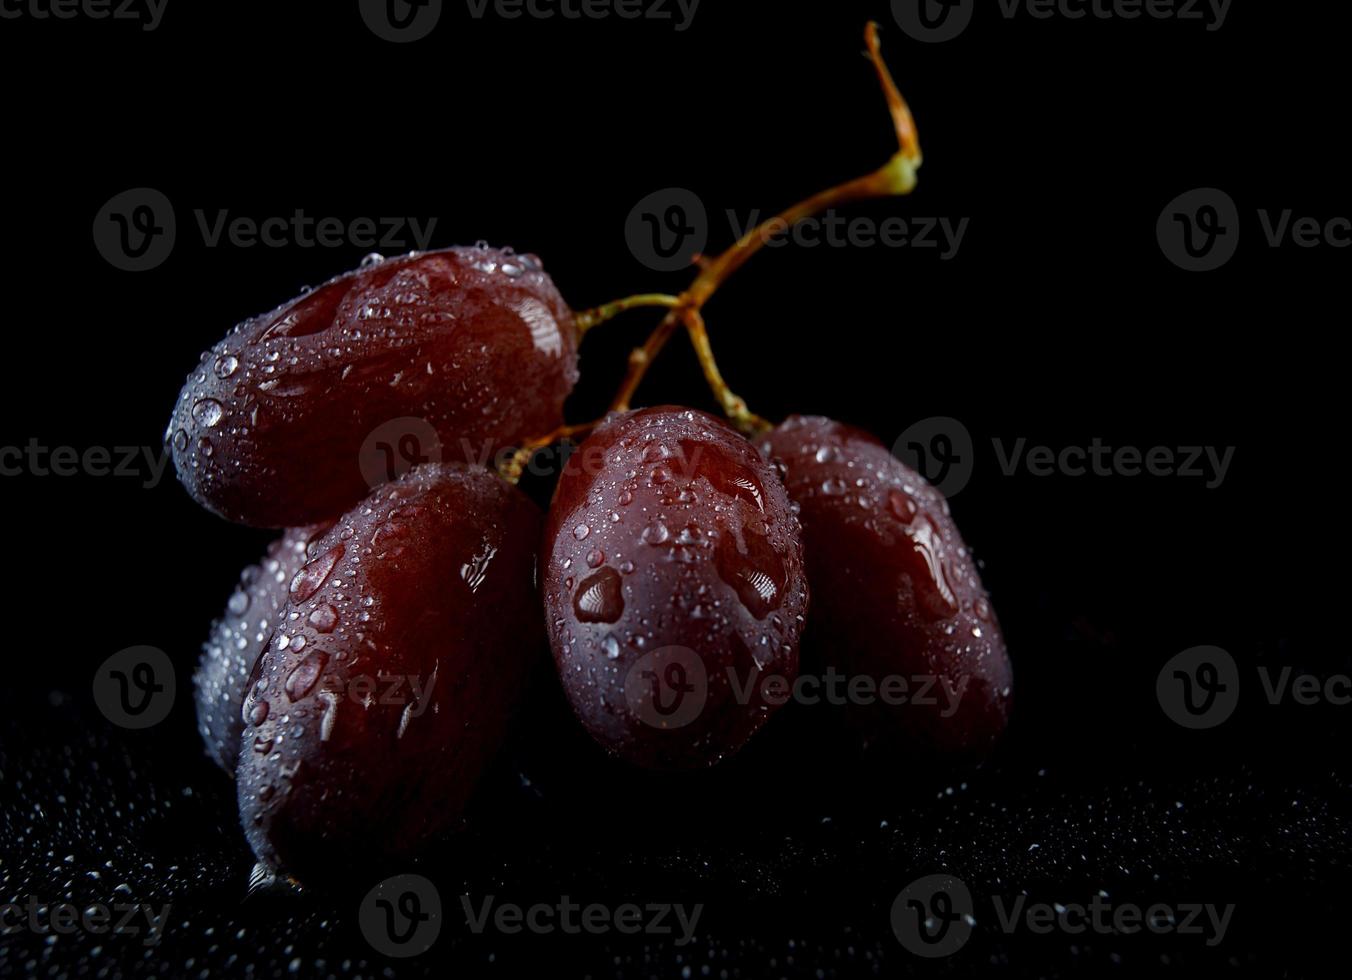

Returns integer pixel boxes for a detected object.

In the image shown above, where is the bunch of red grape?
[176,25,1012,882]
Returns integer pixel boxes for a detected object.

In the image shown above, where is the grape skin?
[762,416,1013,758]
[543,407,809,770]
[236,463,543,877]
[168,246,578,528]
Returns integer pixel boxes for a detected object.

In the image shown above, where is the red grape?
[194,524,329,772]
[761,416,1012,757]
[235,463,543,877]
[168,246,578,528]
[542,407,809,769]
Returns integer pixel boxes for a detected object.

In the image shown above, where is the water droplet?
[290,544,344,602]
[360,252,385,268]
[573,524,590,541]
[602,634,621,659]
[252,736,273,755]
[573,567,624,624]
[887,489,918,523]
[308,604,339,633]
[586,549,605,568]
[245,701,269,726]
[214,355,239,379]
[820,477,848,496]
[191,399,224,428]
[284,653,328,702]
[641,521,670,545]
[227,590,250,616]
[715,529,787,619]
[171,428,188,451]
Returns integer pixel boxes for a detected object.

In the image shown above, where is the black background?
[1,1,1346,977]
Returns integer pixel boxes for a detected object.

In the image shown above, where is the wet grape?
[168,246,578,528]
[761,416,1012,758]
[235,463,544,878]
[542,407,808,769]
[194,524,330,773]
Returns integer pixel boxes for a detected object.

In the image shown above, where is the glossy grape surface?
[761,416,1012,757]
[194,525,329,772]
[168,246,577,527]
[543,407,808,769]
[235,463,543,877]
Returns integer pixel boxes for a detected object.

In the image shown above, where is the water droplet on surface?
[227,590,250,616]
[308,604,339,633]
[284,653,328,702]
[290,544,344,602]
[887,489,918,523]
[191,399,224,428]
[214,355,239,379]
[574,567,624,624]
[715,529,787,620]
[573,524,590,541]
[586,549,605,568]
[602,634,621,659]
[245,701,270,726]
[641,521,670,545]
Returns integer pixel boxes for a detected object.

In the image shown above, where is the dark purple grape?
[236,463,543,878]
[168,246,577,528]
[761,416,1012,757]
[542,407,809,769]
[194,524,329,772]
